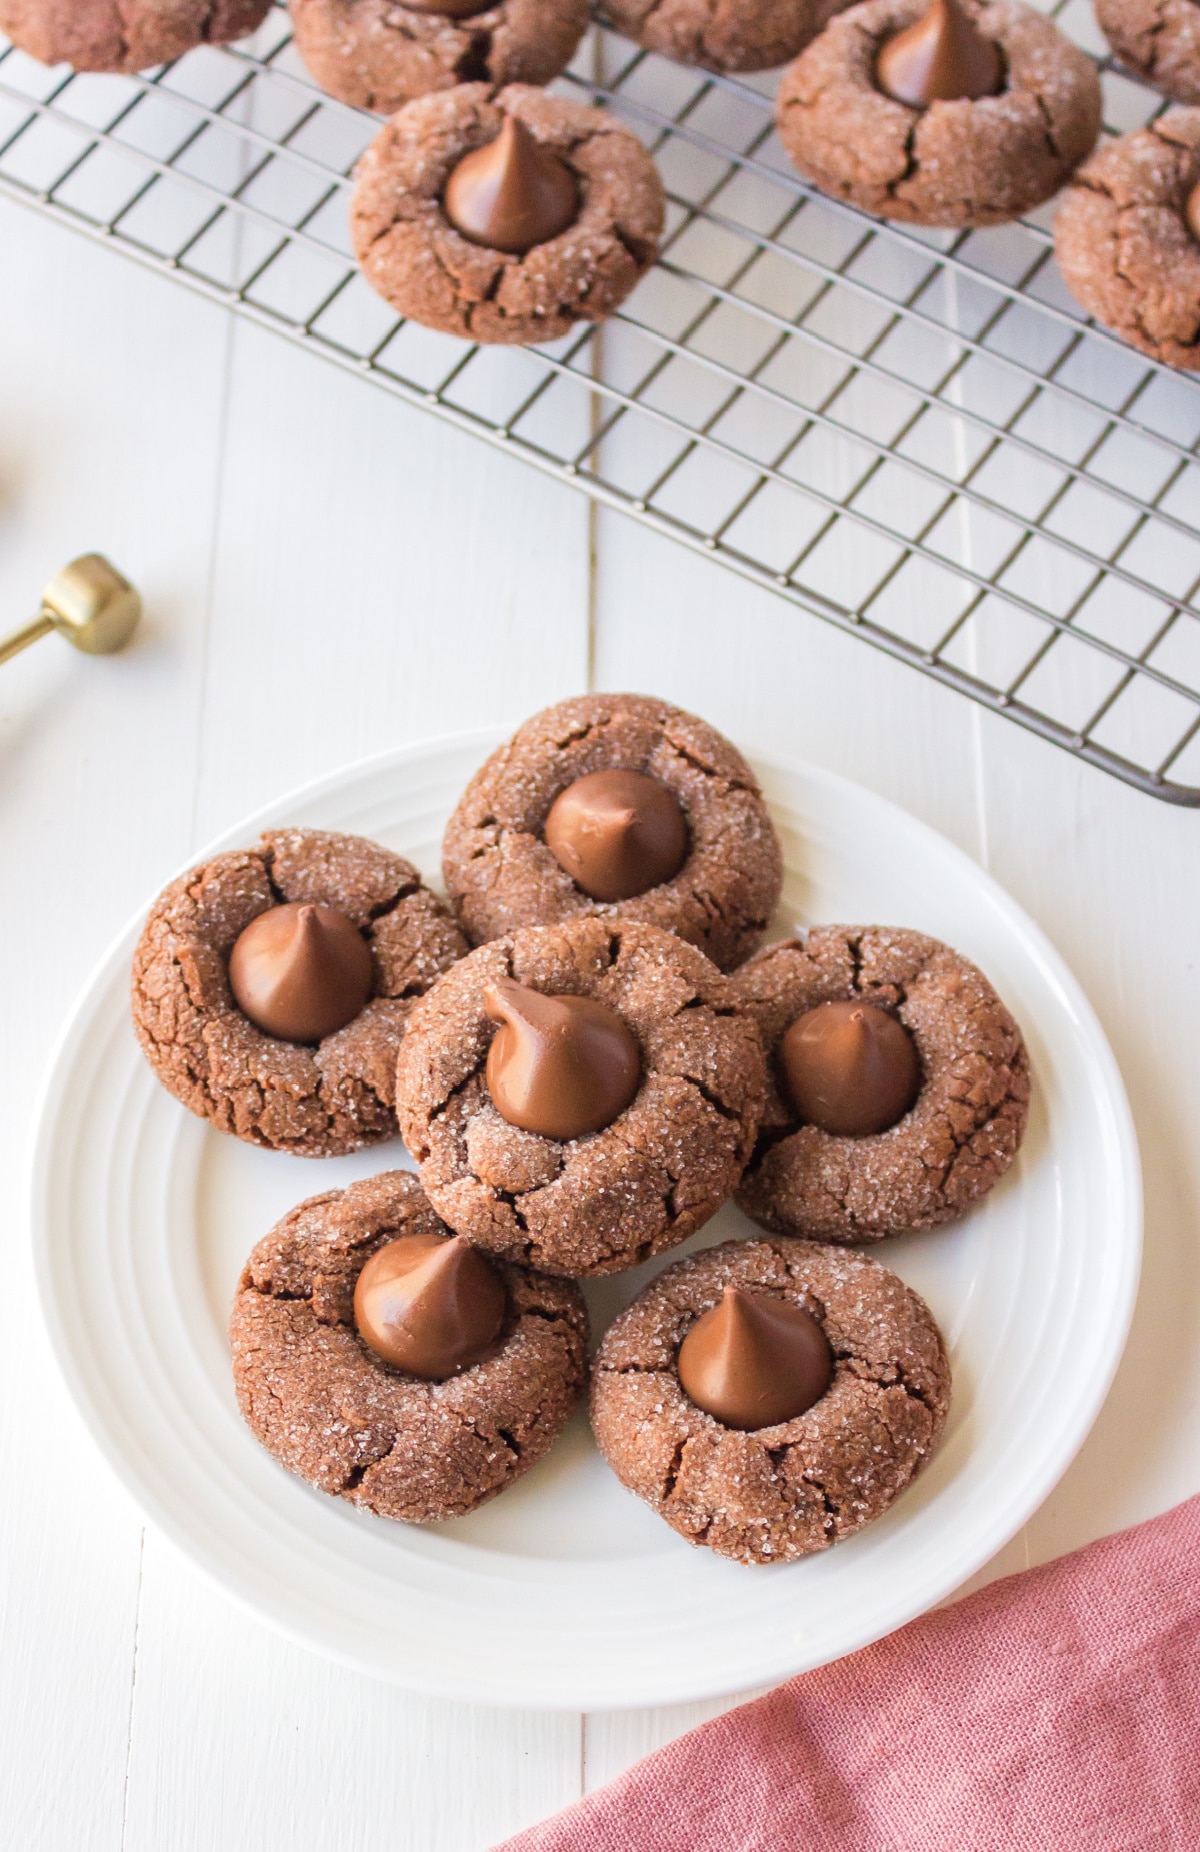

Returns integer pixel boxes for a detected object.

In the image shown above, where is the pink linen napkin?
[494,1495,1200,1852]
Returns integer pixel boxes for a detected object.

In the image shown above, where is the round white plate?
[33,733,1141,1710]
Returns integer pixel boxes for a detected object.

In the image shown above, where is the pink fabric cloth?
[495,1496,1200,1852]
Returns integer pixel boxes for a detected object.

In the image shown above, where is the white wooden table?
[3,189,1199,1852]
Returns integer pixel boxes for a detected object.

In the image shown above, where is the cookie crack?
[336,1430,401,1495]
[367,881,421,921]
[454,1406,521,1473]
[841,1352,938,1415]
[519,1305,574,1329]
[687,1075,741,1124]
[551,718,605,750]
[661,732,755,793]
[660,1437,688,1502]
[1030,90,1064,165]
[885,106,922,202]
[494,1188,532,1236]
[799,1468,842,1535]
[457,30,494,82]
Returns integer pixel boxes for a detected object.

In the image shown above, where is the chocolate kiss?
[227,902,374,1044]
[354,1232,506,1379]
[483,978,640,1141]
[402,0,493,16]
[780,999,921,1138]
[443,114,580,256]
[678,1286,833,1431]
[875,0,1003,108]
[1185,179,1200,246]
[544,769,690,902]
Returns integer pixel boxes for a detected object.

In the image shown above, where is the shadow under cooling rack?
[3,1,1200,802]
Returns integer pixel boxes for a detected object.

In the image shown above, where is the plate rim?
[30,729,1144,1709]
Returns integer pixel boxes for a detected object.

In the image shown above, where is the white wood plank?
[120,318,593,1850]
[583,1687,773,1794]
[972,709,1200,1565]
[0,196,234,1851]
[121,1532,581,1852]
[191,320,592,839]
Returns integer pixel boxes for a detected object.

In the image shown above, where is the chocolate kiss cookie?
[288,0,588,114]
[732,925,1030,1242]
[349,84,664,346]
[132,827,468,1157]
[1095,0,1200,105]
[595,0,853,75]
[775,0,1101,226]
[394,917,767,1276]
[442,694,784,972]
[0,0,271,70]
[230,1171,588,1523]
[1054,110,1200,369]
[591,1236,950,1565]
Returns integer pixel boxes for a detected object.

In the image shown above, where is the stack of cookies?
[133,693,1030,1566]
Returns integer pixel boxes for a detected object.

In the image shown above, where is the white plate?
[32,733,1141,1710]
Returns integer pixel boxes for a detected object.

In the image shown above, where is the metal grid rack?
[3,4,1200,802]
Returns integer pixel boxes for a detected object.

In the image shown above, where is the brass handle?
[0,555,142,666]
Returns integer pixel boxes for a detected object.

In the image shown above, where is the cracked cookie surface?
[230,1171,588,1522]
[132,826,468,1157]
[775,0,1100,225]
[0,0,271,70]
[1096,0,1200,104]
[442,693,783,970]
[732,925,1030,1242]
[394,917,767,1275]
[595,0,852,74]
[349,83,664,345]
[591,1235,950,1565]
[289,0,588,113]
[1054,108,1200,367]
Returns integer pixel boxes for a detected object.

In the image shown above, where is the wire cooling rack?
[3,4,1200,801]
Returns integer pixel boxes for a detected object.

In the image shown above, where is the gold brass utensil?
[0,555,142,667]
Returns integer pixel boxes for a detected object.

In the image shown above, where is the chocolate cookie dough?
[442,694,783,972]
[132,827,468,1157]
[394,917,767,1275]
[591,1235,950,1565]
[1054,109,1200,368]
[0,0,270,69]
[595,0,851,75]
[231,1170,588,1523]
[775,0,1101,225]
[1096,0,1200,104]
[732,925,1030,1242]
[349,83,664,345]
[289,0,588,113]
